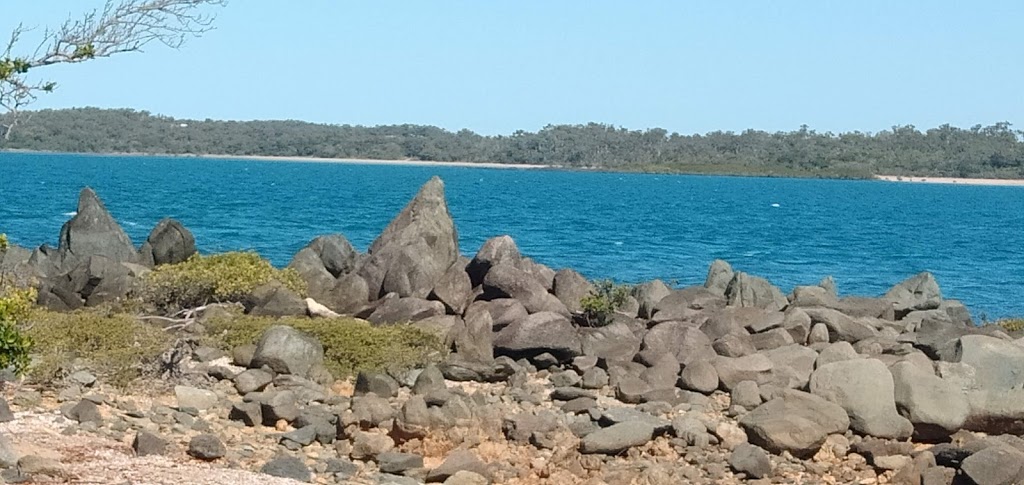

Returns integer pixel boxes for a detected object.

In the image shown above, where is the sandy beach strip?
[875,175,1024,187]
[196,153,550,170]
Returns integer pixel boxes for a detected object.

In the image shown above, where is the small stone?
[580,367,609,389]
[261,455,312,482]
[67,399,102,424]
[355,371,400,398]
[132,430,168,456]
[412,364,447,395]
[680,360,719,394]
[17,455,64,477]
[280,425,318,447]
[615,375,651,404]
[580,422,655,454]
[187,434,226,460]
[174,386,218,412]
[377,451,424,475]
[351,432,395,460]
[715,420,749,450]
[0,397,14,423]
[229,402,262,427]
[234,369,274,394]
[729,443,772,479]
[68,370,97,387]
[425,450,489,482]
[444,470,489,485]
[731,380,762,409]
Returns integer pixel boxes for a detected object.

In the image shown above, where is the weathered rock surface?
[809,359,913,439]
[740,390,850,457]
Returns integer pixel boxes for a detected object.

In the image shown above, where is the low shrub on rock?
[137,252,306,311]
[204,315,446,377]
[580,279,632,326]
[24,308,171,387]
[999,318,1024,333]
[0,285,36,376]
[0,233,8,251]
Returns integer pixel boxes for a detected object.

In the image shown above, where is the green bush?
[137,252,306,311]
[0,233,8,251]
[204,315,446,377]
[0,285,36,376]
[999,318,1024,333]
[580,279,632,327]
[24,308,171,387]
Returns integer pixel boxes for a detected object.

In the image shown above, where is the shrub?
[580,279,632,327]
[999,318,1024,333]
[137,252,306,311]
[204,315,446,377]
[0,233,8,251]
[24,308,171,387]
[0,285,36,376]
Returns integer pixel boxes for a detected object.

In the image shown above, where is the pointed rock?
[58,187,138,264]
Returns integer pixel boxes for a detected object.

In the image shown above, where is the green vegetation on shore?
[3,108,1024,179]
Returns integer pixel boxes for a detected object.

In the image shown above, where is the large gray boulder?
[429,259,473,315]
[809,359,913,439]
[889,361,969,439]
[739,389,850,458]
[250,325,325,378]
[580,421,655,455]
[579,320,643,361]
[802,307,879,343]
[954,335,1024,390]
[700,307,769,341]
[884,272,942,316]
[466,235,521,285]
[356,177,459,299]
[960,446,1024,485]
[482,263,569,315]
[323,273,370,315]
[704,259,734,296]
[652,286,725,322]
[725,272,788,311]
[632,279,671,319]
[641,321,715,366]
[493,311,581,361]
[58,187,139,264]
[465,299,528,331]
[56,255,135,306]
[455,303,493,362]
[248,282,307,317]
[307,234,357,277]
[287,248,336,302]
[714,353,774,390]
[366,296,446,324]
[139,218,196,267]
[552,269,594,314]
[762,344,819,389]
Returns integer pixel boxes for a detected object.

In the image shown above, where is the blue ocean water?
[1,152,1022,319]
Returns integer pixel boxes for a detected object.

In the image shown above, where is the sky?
[1,1,1022,135]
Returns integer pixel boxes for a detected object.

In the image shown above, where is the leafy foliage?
[0,233,8,251]
[204,315,446,377]
[137,252,306,311]
[5,108,1024,179]
[580,279,631,327]
[24,308,171,387]
[999,318,1024,333]
[0,285,36,376]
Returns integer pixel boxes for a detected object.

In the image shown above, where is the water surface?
[1,152,1022,319]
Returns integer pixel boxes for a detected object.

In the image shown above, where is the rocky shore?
[1,176,1023,484]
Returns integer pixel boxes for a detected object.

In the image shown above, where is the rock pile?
[2,176,1024,484]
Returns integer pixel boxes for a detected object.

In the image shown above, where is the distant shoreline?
[7,149,1024,185]
[874,175,1024,187]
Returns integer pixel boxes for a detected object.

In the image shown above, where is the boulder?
[307,234,357,277]
[750,327,794,351]
[139,218,196,267]
[188,434,226,460]
[357,177,459,299]
[884,272,942,316]
[466,235,521,286]
[494,312,581,361]
[802,307,878,343]
[762,344,818,389]
[58,187,139,264]
[516,257,556,291]
[250,325,325,378]
[579,320,643,361]
[429,259,473,315]
[729,443,772,479]
[680,360,719,394]
[552,268,594,314]
[725,272,788,311]
[632,279,672,319]
[700,307,771,341]
[641,321,715,365]
[789,285,839,308]
[713,333,757,357]
[652,286,725,322]
[954,335,1024,390]
[890,361,969,439]
[58,255,135,306]
[367,297,446,324]
[467,299,528,331]
[261,455,312,482]
[739,389,850,458]
[414,315,464,349]
[714,354,774,390]
[483,263,569,315]
[425,450,489,483]
[809,359,913,439]
[248,282,307,317]
[704,259,734,296]
[132,430,168,457]
[287,247,336,302]
[175,386,218,411]
[959,446,1024,485]
[580,421,655,455]
[455,303,493,362]
[324,273,370,315]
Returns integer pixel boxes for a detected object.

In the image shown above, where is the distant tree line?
[2,107,1024,179]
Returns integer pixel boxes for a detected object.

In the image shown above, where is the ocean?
[1,151,1022,319]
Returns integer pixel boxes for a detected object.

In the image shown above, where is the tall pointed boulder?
[357,177,459,299]
[58,188,139,264]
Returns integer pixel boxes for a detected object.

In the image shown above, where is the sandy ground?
[875,175,1024,186]
[196,154,550,170]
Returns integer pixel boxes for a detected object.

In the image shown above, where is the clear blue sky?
[2,1,1021,135]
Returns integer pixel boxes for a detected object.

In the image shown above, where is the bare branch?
[1,0,225,141]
